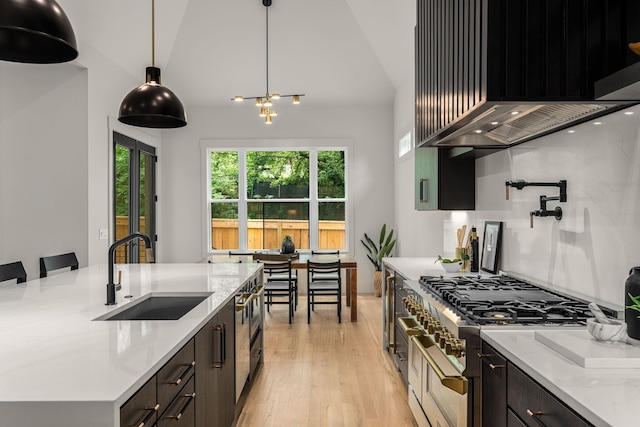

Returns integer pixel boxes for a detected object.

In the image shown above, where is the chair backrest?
[311,250,340,255]
[307,260,341,279]
[261,260,292,279]
[40,252,79,278]
[0,261,27,284]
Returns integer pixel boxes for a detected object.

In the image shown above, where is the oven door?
[249,284,264,340]
[412,335,469,427]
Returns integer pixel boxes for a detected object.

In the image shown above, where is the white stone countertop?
[481,329,640,427]
[382,257,448,280]
[0,262,261,427]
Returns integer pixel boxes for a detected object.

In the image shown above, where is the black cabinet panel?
[480,342,507,427]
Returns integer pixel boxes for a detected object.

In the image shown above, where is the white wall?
[0,62,88,280]
[160,105,395,293]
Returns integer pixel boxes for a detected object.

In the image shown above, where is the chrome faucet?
[106,232,155,305]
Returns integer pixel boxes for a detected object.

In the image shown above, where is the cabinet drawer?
[507,362,592,427]
[120,376,158,427]
[158,339,195,411]
[157,376,196,427]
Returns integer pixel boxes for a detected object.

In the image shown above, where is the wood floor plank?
[237,295,418,427]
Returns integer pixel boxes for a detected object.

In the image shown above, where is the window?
[113,132,156,263]
[398,129,413,158]
[207,147,347,253]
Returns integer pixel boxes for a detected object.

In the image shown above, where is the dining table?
[205,253,359,322]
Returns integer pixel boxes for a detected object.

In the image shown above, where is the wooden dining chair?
[262,260,296,323]
[307,259,342,323]
[39,252,79,278]
[0,261,27,284]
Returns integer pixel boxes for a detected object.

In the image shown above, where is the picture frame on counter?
[480,221,502,274]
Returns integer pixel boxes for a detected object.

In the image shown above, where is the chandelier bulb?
[292,95,300,104]
[272,93,281,100]
[234,96,244,102]
[256,98,263,106]
[265,116,273,124]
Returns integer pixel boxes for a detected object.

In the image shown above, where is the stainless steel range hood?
[426,102,629,148]
[415,0,639,151]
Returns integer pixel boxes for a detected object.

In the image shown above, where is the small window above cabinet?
[414,147,475,211]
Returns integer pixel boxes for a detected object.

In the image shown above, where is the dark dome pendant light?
[0,0,78,64]
[118,0,187,129]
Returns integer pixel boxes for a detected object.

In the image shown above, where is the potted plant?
[361,224,396,297]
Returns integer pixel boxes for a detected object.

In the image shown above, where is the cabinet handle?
[478,353,505,369]
[134,403,159,427]
[166,392,196,421]
[526,409,548,426]
[167,361,195,385]
[420,178,428,203]
[213,323,226,368]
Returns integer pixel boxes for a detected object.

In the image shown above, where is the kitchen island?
[0,262,262,427]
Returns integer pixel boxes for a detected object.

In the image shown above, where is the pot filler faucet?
[106,232,155,305]
[505,180,567,228]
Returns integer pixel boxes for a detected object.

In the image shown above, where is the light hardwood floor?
[236,295,418,427]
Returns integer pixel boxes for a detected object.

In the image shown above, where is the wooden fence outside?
[211,219,345,250]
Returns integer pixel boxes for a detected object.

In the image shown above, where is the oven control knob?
[445,340,463,357]
[445,340,462,356]
[429,321,442,335]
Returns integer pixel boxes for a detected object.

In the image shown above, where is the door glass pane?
[211,203,239,250]
[246,151,309,199]
[211,151,238,199]
[114,145,130,264]
[318,150,345,198]
[247,202,309,250]
[139,151,154,262]
[319,202,346,250]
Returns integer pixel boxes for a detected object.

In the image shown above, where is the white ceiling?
[63,0,415,108]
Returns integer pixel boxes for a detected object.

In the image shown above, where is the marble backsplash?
[469,105,640,309]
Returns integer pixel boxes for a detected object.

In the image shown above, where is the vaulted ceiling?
[63,0,415,108]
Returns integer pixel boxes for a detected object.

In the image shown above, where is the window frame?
[201,139,353,256]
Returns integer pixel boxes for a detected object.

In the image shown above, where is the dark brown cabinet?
[480,340,594,427]
[195,299,236,427]
[157,376,196,427]
[120,376,158,427]
[120,340,196,427]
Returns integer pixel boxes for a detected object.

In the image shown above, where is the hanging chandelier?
[231,0,304,125]
[118,0,187,129]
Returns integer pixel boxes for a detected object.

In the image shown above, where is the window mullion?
[309,149,318,250]
[238,149,248,250]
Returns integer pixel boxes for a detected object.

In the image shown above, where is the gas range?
[419,274,617,327]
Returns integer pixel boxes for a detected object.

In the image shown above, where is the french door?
[113,132,157,264]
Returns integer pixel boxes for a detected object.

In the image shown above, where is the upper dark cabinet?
[415,0,640,149]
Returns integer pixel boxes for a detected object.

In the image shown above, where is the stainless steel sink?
[96,292,213,321]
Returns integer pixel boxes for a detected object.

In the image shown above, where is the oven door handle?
[398,317,422,336]
[235,293,252,312]
[412,335,468,395]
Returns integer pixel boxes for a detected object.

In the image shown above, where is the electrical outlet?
[99,229,108,240]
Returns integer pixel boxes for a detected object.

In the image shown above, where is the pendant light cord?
[152,0,156,67]
[265,5,269,95]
